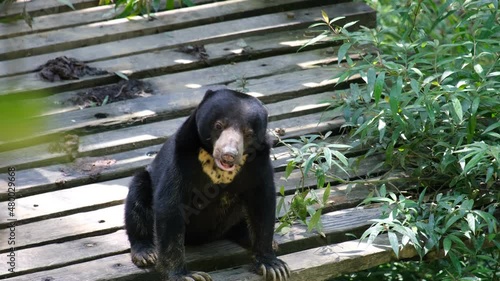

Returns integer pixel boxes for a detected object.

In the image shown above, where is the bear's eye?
[244,128,254,138]
[214,121,224,131]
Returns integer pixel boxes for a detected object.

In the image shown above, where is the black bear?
[124,89,290,281]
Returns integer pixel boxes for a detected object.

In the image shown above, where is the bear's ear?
[203,89,216,99]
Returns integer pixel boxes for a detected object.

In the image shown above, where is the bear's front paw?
[253,255,291,281]
[167,271,212,281]
[130,244,157,268]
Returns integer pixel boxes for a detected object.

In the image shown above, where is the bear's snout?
[213,127,244,171]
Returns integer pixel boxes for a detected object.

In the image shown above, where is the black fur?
[124,89,290,281]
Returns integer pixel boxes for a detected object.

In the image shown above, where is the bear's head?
[195,89,269,172]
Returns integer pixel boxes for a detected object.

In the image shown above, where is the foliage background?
[292,0,499,279]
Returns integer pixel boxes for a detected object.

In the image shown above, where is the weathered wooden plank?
[0,204,125,252]
[0,0,213,40]
[0,45,339,110]
[210,234,403,281]
[0,230,130,278]
[0,206,382,280]
[0,3,372,96]
[0,1,374,80]
[0,111,344,199]
[0,1,372,61]
[0,0,98,18]
[0,25,326,78]
[0,177,129,228]
[0,89,336,172]
[0,63,355,152]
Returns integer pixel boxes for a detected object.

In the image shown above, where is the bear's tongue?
[215,159,236,171]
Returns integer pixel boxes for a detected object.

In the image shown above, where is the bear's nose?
[221,149,237,165]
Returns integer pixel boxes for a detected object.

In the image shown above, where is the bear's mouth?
[215,158,236,171]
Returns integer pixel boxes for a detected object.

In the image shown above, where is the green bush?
[296,0,499,279]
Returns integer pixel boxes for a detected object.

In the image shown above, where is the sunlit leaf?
[321,10,329,23]
[115,71,129,80]
[308,209,322,232]
[285,160,295,179]
[322,183,331,203]
[343,20,359,29]
[451,96,463,123]
[388,231,399,258]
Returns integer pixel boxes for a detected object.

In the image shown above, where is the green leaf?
[473,63,483,75]
[448,251,462,274]
[337,43,351,65]
[388,231,399,258]
[182,0,194,6]
[443,236,452,256]
[466,213,476,234]
[279,185,285,196]
[329,16,345,24]
[321,10,329,23]
[440,70,454,82]
[411,67,423,77]
[389,76,402,114]
[379,184,387,197]
[482,122,500,135]
[471,96,480,115]
[114,71,129,80]
[330,150,348,166]
[322,183,331,203]
[323,147,332,168]
[57,0,75,10]
[308,209,322,232]
[303,153,317,174]
[299,32,328,51]
[444,214,462,232]
[463,150,486,174]
[367,68,376,93]
[285,160,295,179]
[343,20,359,29]
[451,96,463,123]
[277,196,284,214]
[101,95,109,106]
[166,0,175,9]
[373,72,385,106]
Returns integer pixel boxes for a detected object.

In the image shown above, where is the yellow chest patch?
[198,149,247,184]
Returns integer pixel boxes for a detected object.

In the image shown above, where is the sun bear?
[124,89,290,281]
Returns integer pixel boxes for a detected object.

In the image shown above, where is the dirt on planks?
[66,79,154,108]
[176,44,209,62]
[36,56,108,82]
[55,157,117,186]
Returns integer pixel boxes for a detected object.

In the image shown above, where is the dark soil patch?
[35,56,108,82]
[176,44,209,61]
[56,157,117,185]
[66,79,153,108]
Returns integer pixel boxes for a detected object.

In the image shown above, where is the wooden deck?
[0,1,416,280]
